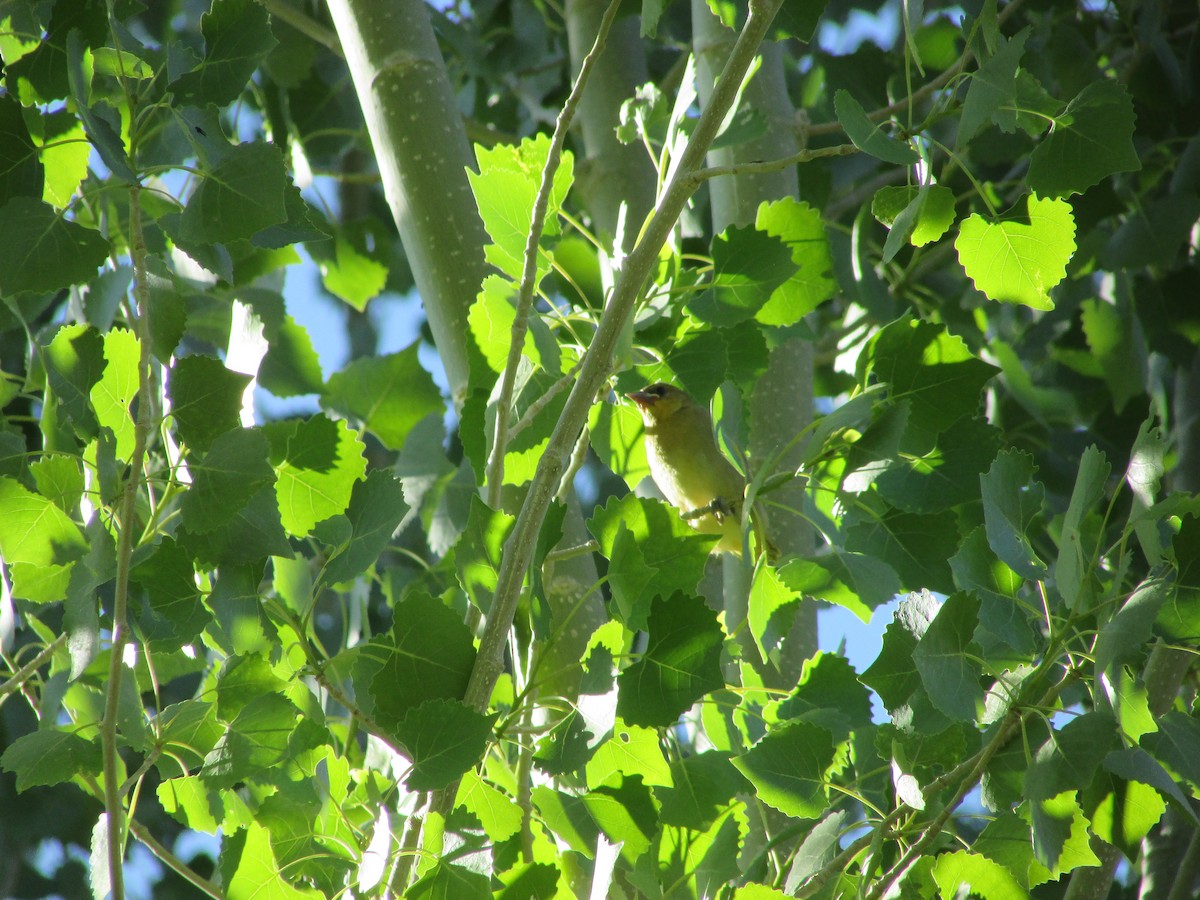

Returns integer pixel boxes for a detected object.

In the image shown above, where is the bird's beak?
[626,391,654,408]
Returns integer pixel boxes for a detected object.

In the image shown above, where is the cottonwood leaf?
[956,195,1076,310]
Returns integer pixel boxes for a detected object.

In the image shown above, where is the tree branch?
[484,0,623,505]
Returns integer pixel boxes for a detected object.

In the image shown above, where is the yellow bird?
[627,382,748,554]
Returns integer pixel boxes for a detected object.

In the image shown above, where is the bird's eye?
[647,383,666,397]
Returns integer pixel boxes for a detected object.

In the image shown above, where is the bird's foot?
[683,496,738,523]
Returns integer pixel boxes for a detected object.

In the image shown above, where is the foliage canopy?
[0,0,1198,897]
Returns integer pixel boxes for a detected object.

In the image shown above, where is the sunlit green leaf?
[265,415,367,536]
[732,721,836,819]
[468,134,573,283]
[321,345,442,451]
[956,195,1076,310]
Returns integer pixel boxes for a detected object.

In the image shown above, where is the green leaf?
[834,90,918,164]
[157,775,221,832]
[88,328,140,462]
[0,476,87,568]
[1054,445,1110,611]
[65,30,137,185]
[605,521,659,630]
[455,495,515,615]
[167,0,278,106]
[457,771,523,842]
[1025,712,1117,802]
[588,494,715,603]
[874,416,1001,514]
[216,653,289,722]
[321,346,443,451]
[657,751,748,829]
[861,590,940,711]
[408,862,490,900]
[872,185,957,262]
[369,592,476,724]
[1081,296,1144,414]
[932,851,1026,900]
[43,323,105,433]
[956,195,1076,310]
[958,28,1029,145]
[0,197,108,294]
[732,721,837,819]
[178,142,289,245]
[689,225,796,326]
[1103,748,1200,825]
[748,562,804,664]
[583,777,659,865]
[38,114,90,209]
[222,822,322,900]
[589,399,650,491]
[533,709,592,777]
[783,810,850,894]
[844,505,958,594]
[1027,792,1101,876]
[265,415,367,536]
[1,729,102,791]
[258,315,325,397]
[208,564,273,656]
[319,470,407,585]
[471,278,562,384]
[179,427,275,534]
[1027,80,1141,198]
[777,552,900,622]
[586,720,672,789]
[131,538,210,650]
[753,197,838,324]
[30,454,83,514]
[912,592,984,722]
[169,354,251,451]
[617,592,724,727]
[859,317,998,436]
[468,134,573,283]
[393,699,495,791]
[201,693,299,787]
[1093,575,1167,681]
[980,449,1047,580]
[531,786,600,854]
[1143,712,1200,789]
[317,232,388,311]
[776,652,874,741]
[0,94,44,203]
[179,484,293,567]
[950,527,1034,657]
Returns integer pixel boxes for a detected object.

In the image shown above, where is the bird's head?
[626,382,690,424]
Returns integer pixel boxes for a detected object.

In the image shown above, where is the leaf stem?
[0,633,67,698]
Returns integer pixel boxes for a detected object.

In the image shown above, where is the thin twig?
[484,0,624,506]
[260,0,344,56]
[690,143,859,183]
[128,819,222,899]
[805,0,1030,139]
[100,183,157,900]
[0,633,67,698]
